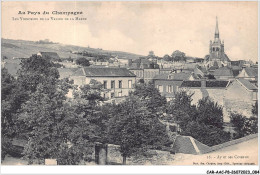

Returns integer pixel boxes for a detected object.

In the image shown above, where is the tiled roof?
[181,81,201,87]
[132,58,152,64]
[153,72,192,81]
[223,54,231,62]
[173,136,211,155]
[244,67,258,77]
[237,79,258,90]
[213,67,234,77]
[181,80,229,88]
[206,80,229,87]
[72,67,136,77]
[208,66,219,72]
[57,68,78,79]
[153,73,169,80]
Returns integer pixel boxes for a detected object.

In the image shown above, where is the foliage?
[132,81,167,113]
[230,113,258,139]
[17,54,60,93]
[197,97,224,128]
[166,91,229,146]
[107,96,171,164]
[75,57,90,67]
[182,121,231,146]
[163,54,172,61]
[148,51,155,57]
[1,68,28,160]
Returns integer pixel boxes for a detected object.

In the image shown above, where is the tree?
[166,91,197,129]
[163,54,172,61]
[197,97,224,129]
[171,50,185,58]
[75,57,90,67]
[108,96,171,164]
[182,121,231,146]
[166,91,230,146]
[1,68,28,160]
[17,54,59,93]
[148,51,155,57]
[132,82,167,114]
[230,113,258,139]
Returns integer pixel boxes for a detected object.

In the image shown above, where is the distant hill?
[1,38,144,60]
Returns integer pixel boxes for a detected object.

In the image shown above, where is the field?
[1,38,143,60]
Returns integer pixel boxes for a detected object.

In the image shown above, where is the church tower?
[209,17,225,60]
[205,17,231,69]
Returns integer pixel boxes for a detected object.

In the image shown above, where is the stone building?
[70,67,136,99]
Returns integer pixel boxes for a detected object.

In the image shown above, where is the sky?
[1,1,258,61]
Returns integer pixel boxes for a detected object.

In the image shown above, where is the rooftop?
[213,66,234,77]
[237,78,258,91]
[72,67,136,77]
[153,72,193,81]
[243,67,258,77]
[181,80,229,88]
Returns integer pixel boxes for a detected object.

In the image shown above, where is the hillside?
[1,38,143,60]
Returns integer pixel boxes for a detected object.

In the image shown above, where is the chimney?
[201,78,206,88]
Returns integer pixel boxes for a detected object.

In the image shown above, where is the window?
[119,80,122,88]
[167,85,173,93]
[158,85,163,93]
[216,47,219,51]
[111,92,115,98]
[213,47,215,51]
[128,80,132,88]
[103,80,107,89]
[111,80,115,89]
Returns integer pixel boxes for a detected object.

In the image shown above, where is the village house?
[128,58,160,82]
[236,66,258,80]
[153,70,197,101]
[213,66,234,80]
[180,80,229,105]
[224,78,258,118]
[70,67,136,99]
[179,78,258,121]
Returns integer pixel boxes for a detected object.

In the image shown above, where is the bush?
[75,58,90,67]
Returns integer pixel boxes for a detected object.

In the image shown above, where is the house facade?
[224,79,258,118]
[70,67,136,99]
[154,71,196,101]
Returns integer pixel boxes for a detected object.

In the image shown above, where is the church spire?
[215,16,219,39]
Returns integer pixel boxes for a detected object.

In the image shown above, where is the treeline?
[75,51,111,62]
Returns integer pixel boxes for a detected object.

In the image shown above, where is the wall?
[154,80,183,98]
[144,69,160,82]
[106,144,175,165]
[86,76,136,98]
[224,80,255,118]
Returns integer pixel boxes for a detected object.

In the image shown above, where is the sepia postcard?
[1,1,259,174]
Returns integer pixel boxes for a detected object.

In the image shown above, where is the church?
[204,17,231,70]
